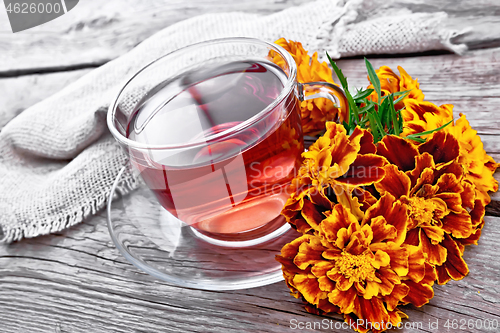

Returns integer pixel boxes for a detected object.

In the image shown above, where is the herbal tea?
[127,60,303,235]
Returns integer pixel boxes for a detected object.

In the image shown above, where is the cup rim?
[107,37,297,150]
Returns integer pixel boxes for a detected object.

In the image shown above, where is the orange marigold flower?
[402,99,499,205]
[375,132,483,284]
[272,38,342,136]
[281,123,386,233]
[367,66,425,110]
[401,99,454,138]
[276,197,431,333]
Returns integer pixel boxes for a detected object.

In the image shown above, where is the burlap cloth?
[0,0,468,243]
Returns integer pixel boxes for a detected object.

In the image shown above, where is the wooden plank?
[1,14,499,332]
[0,0,314,75]
[1,0,500,74]
[0,208,498,332]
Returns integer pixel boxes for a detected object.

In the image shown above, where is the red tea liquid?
[127,60,303,235]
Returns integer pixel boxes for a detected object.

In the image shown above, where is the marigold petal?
[318,275,336,292]
[404,244,426,283]
[375,164,411,198]
[354,297,390,330]
[387,308,409,328]
[344,314,370,333]
[335,188,364,221]
[311,261,335,278]
[293,274,325,305]
[439,234,469,282]
[325,124,361,173]
[339,154,387,186]
[294,237,326,269]
[369,216,398,244]
[328,287,356,313]
[301,199,325,231]
[377,135,419,171]
[335,274,354,291]
[406,153,435,188]
[363,280,380,299]
[374,267,401,296]
[373,250,391,269]
[322,248,342,260]
[418,131,460,165]
[435,172,464,195]
[419,229,447,265]
[434,192,463,214]
[436,264,451,285]
[402,279,434,307]
[351,127,377,154]
[345,232,369,256]
[363,193,408,246]
[470,199,486,228]
[405,228,420,246]
[421,225,445,244]
[461,180,476,210]
[321,204,358,244]
[442,209,473,239]
[458,219,485,246]
[384,283,410,311]
[418,263,435,285]
[371,242,409,277]
[410,169,436,197]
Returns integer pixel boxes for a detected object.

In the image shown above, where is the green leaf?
[379,97,392,128]
[327,52,348,91]
[327,52,359,122]
[406,119,453,142]
[372,111,388,138]
[392,90,412,97]
[367,112,380,143]
[392,90,411,106]
[353,88,374,101]
[357,104,373,114]
[388,96,400,136]
[365,58,381,102]
[408,136,426,143]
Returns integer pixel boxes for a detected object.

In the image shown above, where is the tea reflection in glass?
[126,60,303,241]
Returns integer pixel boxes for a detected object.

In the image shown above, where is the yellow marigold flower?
[445,114,499,205]
[272,38,343,136]
[367,66,425,110]
[401,99,454,138]
[375,132,485,284]
[402,99,499,205]
[281,123,386,234]
[276,197,433,333]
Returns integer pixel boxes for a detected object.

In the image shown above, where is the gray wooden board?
[2,0,500,74]
[1,0,500,332]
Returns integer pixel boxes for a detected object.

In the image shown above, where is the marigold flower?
[375,132,483,284]
[367,66,425,110]
[281,123,386,233]
[273,38,343,136]
[402,99,498,206]
[276,197,432,333]
[401,99,454,138]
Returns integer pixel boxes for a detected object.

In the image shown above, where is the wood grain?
[2,0,500,75]
[1,212,498,333]
[1,1,500,332]
[0,0,314,75]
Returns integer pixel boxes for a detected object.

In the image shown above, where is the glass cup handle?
[298,81,349,124]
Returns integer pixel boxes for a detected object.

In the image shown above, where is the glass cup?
[108,37,348,247]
